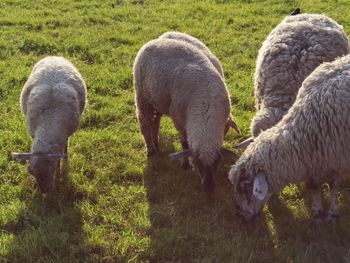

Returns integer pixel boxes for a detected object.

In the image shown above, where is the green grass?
[1,0,350,262]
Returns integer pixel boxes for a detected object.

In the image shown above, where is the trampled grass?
[1,0,350,262]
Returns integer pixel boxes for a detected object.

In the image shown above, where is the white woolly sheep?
[236,12,349,148]
[12,56,87,193]
[133,38,239,192]
[229,54,350,221]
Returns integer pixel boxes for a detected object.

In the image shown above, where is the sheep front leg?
[307,182,324,220]
[137,98,159,157]
[152,110,162,150]
[64,144,68,157]
[326,180,339,222]
[56,159,61,176]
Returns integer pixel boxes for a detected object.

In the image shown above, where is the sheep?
[11,56,87,193]
[229,53,350,222]
[159,31,240,134]
[133,37,239,192]
[236,12,349,148]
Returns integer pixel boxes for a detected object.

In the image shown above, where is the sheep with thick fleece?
[134,38,238,192]
[237,12,349,148]
[159,31,239,134]
[17,56,87,193]
[229,54,350,221]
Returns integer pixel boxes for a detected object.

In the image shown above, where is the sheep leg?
[56,159,61,175]
[326,180,339,222]
[64,144,68,158]
[152,110,162,150]
[307,182,324,220]
[137,98,159,157]
[180,134,190,170]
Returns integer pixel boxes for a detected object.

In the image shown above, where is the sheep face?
[28,157,58,193]
[229,165,271,221]
[191,153,221,192]
[170,148,237,192]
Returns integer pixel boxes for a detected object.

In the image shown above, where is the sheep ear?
[10,152,32,161]
[220,148,240,159]
[226,116,241,135]
[253,174,268,201]
[169,149,192,160]
[234,137,254,149]
[290,7,300,15]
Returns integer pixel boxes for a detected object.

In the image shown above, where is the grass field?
[1,0,350,262]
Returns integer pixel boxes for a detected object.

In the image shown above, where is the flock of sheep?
[10,9,350,223]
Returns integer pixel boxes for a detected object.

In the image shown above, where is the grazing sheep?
[229,54,350,221]
[236,12,349,148]
[159,31,240,134]
[13,56,87,193]
[134,38,239,192]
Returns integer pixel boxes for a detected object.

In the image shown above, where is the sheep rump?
[159,31,240,134]
[159,31,224,77]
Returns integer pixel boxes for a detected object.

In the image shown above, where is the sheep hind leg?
[307,182,324,221]
[137,98,159,157]
[326,180,339,222]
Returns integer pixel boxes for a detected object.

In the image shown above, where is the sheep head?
[229,163,272,221]
[11,152,67,193]
[169,148,239,192]
[28,156,58,193]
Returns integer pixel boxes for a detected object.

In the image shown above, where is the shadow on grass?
[143,134,350,262]
[266,185,350,262]
[143,135,278,262]
[3,159,87,262]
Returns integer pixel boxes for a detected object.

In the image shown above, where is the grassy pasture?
[1,0,350,262]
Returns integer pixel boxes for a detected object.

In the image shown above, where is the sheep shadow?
[144,134,350,262]
[261,183,350,262]
[2,159,87,262]
[143,135,279,262]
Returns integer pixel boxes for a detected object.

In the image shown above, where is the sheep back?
[159,31,224,77]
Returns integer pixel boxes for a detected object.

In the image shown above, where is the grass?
[1,0,350,262]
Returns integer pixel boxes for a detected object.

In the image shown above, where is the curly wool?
[230,54,350,193]
[21,56,87,154]
[251,13,349,137]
